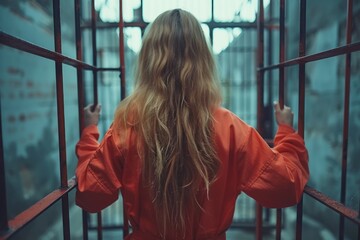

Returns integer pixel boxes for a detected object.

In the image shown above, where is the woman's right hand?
[273,101,293,127]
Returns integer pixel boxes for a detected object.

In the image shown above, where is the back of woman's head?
[137,9,220,107]
[115,9,221,236]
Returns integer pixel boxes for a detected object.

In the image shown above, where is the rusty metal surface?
[304,186,360,224]
[256,1,264,240]
[119,0,126,101]
[260,41,360,72]
[295,0,307,239]
[279,0,285,109]
[256,0,265,136]
[52,0,70,239]
[90,1,102,238]
[0,32,95,71]
[118,0,129,236]
[74,0,88,239]
[255,204,263,240]
[91,0,99,109]
[97,212,103,240]
[275,208,282,240]
[0,178,76,240]
[80,21,279,30]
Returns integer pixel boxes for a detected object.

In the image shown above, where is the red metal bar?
[53,1,71,239]
[80,21,278,30]
[119,0,126,100]
[0,31,95,70]
[0,98,8,233]
[296,1,307,239]
[279,0,285,109]
[91,0,98,109]
[256,0,265,239]
[118,0,129,236]
[274,1,287,238]
[75,0,85,132]
[358,201,360,240]
[304,186,359,225]
[260,41,360,72]
[276,209,282,240]
[339,0,353,239]
[243,31,247,121]
[74,0,89,239]
[92,15,102,240]
[90,1,102,238]
[265,0,274,139]
[0,179,76,240]
[97,213,103,240]
[255,204,263,240]
[257,0,265,134]
[97,67,122,71]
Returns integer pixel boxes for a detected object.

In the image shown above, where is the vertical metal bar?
[296,0,306,239]
[75,0,85,133]
[257,1,265,133]
[0,97,8,232]
[256,0,265,239]
[243,30,247,120]
[118,0,129,237]
[119,0,126,101]
[279,0,285,109]
[276,1,286,238]
[255,204,263,240]
[276,209,282,240]
[266,0,273,135]
[52,0,70,239]
[358,199,360,240]
[97,213,103,240]
[74,0,89,239]
[211,0,214,22]
[91,0,98,107]
[209,0,214,45]
[339,0,353,239]
[90,2,102,239]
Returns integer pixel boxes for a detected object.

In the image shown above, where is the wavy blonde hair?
[114,9,221,235]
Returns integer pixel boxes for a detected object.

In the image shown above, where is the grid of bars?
[0,0,359,239]
[256,0,360,240]
[0,0,126,239]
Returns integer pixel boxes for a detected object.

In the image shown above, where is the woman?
[75,9,309,240]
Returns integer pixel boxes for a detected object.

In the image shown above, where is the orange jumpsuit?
[76,107,309,239]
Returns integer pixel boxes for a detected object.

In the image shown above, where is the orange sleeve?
[239,123,309,208]
[75,125,123,213]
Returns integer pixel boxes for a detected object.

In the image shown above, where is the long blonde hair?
[114,9,221,235]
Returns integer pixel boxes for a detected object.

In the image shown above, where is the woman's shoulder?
[213,107,247,125]
[213,107,252,136]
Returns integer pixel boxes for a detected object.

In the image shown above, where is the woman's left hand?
[84,104,101,127]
